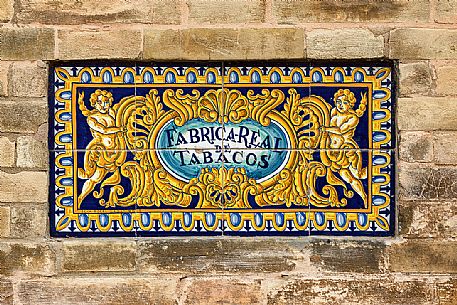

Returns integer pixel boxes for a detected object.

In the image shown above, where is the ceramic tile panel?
[49,61,396,237]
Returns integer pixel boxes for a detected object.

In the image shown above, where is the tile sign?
[49,61,395,237]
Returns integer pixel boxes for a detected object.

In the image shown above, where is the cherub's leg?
[78,150,98,179]
[78,167,107,207]
[100,168,121,188]
[339,169,367,208]
[349,151,367,179]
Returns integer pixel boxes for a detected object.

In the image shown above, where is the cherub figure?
[320,89,368,206]
[77,90,126,207]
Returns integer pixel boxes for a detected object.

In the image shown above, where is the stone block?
[57,29,142,59]
[399,61,432,96]
[16,0,181,25]
[0,0,13,22]
[388,240,457,273]
[0,61,11,96]
[0,99,47,133]
[399,131,433,162]
[398,97,457,130]
[310,240,385,273]
[17,277,178,305]
[0,207,10,238]
[187,0,265,24]
[62,241,136,272]
[307,29,384,59]
[435,0,457,24]
[0,170,47,203]
[267,278,435,305]
[433,60,457,96]
[143,29,182,60]
[10,61,47,97]
[399,201,457,238]
[399,162,457,200]
[390,28,457,59]
[10,205,47,238]
[434,132,457,164]
[0,279,13,305]
[437,278,457,305]
[0,137,15,167]
[183,278,262,305]
[272,0,430,23]
[17,135,48,168]
[181,28,305,60]
[138,239,298,273]
[0,242,55,275]
[0,28,55,60]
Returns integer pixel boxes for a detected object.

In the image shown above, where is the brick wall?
[0,0,456,304]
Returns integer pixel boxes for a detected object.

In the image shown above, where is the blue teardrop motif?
[358,213,368,226]
[373,155,388,165]
[102,71,112,83]
[143,71,154,84]
[254,213,263,227]
[270,71,281,83]
[354,71,364,82]
[141,213,151,226]
[122,213,132,227]
[334,71,344,83]
[296,212,306,226]
[275,212,285,226]
[229,71,239,83]
[251,71,261,83]
[205,212,216,227]
[162,212,172,226]
[60,197,73,206]
[230,213,242,226]
[315,212,325,226]
[81,71,91,83]
[373,196,386,205]
[59,112,71,121]
[78,214,89,227]
[186,71,197,83]
[60,178,73,186]
[373,132,387,142]
[123,71,134,84]
[336,213,347,227]
[59,134,72,143]
[292,72,303,83]
[206,72,216,84]
[165,72,176,84]
[312,71,323,83]
[99,214,109,227]
[183,212,193,227]
[59,91,71,100]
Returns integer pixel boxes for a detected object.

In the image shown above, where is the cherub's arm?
[87,117,122,134]
[323,115,359,134]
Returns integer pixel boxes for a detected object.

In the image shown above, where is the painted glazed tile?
[49,61,395,237]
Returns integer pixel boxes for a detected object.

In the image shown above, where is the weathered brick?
[0,137,15,167]
[398,97,457,130]
[437,278,457,305]
[17,277,178,305]
[62,241,136,272]
[399,162,457,200]
[435,0,457,24]
[399,201,457,238]
[310,240,385,273]
[272,0,430,23]
[17,135,48,168]
[390,28,457,60]
[184,278,262,305]
[57,29,142,59]
[434,132,457,164]
[0,99,47,133]
[433,60,457,96]
[307,29,384,59]
[138,239,298,273]
[16,0,181,25]
[0,171,47,203]
[10,61,47,97]
[267,278,436,305]
[0,27,54,60]
[143,29,182,60]
[399,131,433,162]
[10,205,47,238]
[0,207,10,238]
[399,62,432,96]
[0,242,55,275]
[0,0,14,22]
[0,278,13,305]
[188,0,265,24]
[177,28,305,60]
[389,240,457,273]
[0,61,11,96]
